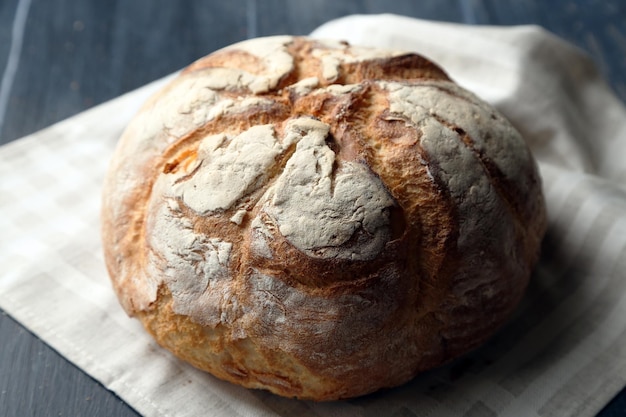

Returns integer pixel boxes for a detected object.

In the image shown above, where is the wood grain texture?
[0,0,624,416]
[0,1,17,82]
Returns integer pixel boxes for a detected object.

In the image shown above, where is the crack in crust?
[101,36,547,401]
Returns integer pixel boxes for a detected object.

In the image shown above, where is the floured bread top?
[101,36,546,400]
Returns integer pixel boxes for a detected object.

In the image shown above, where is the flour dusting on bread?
[101,36,547,401]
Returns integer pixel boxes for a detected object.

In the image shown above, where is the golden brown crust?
[101,36,547,401]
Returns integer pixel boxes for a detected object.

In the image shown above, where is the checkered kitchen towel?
[2,14,626,417]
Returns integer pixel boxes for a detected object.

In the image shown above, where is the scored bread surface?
[101,36,547,401]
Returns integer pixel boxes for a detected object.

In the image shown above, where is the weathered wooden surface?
[0,1,625,416]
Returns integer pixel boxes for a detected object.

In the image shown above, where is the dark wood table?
[1,1,625,416]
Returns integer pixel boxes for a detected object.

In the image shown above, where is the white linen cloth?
[2,14,626,417]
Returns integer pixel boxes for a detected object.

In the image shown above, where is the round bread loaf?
[101,36,547,401]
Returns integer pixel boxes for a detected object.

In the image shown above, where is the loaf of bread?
[101,36,547,401]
